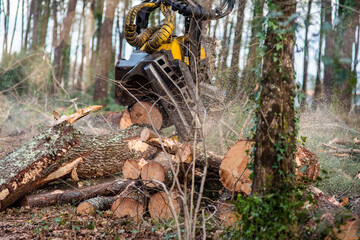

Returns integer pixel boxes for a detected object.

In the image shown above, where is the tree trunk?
[332,1,359,113]
[39,0,51,47]
[24,0,35,50]
[0,121,155,210]
[226,0,247,100]
[240,0,265,94]
[252,0,297,194]
[301,0,313,108]
[93,0,119,102]
[22,179,132,208]
[323,0,334,105]
[9,0,20,53]
[313,0,325,109]
[31,0,40,48]
[53,0,77,91]
[3,0,10,55]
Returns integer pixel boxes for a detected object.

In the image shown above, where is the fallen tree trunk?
[0,122,79,211]
[21,178,133,208]
[0,122,154,210]
[61,125,156,178]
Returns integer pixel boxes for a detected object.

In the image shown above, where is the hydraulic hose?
[144,21,174,53]
[125,2,159,48]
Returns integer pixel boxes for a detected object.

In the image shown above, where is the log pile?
[0,105,326,225]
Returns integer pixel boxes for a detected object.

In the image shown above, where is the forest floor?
[1,96,360,239]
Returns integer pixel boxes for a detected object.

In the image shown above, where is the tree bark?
[93,0,119,102]
[0,121,155,210]
[252,0,297,194]
[226,0,247,100]
[0,122,79,210]
[77,195,117,214]
[24,0,35,50]
[22,178,132,208]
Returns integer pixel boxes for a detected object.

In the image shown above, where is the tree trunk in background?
[24,0,35,50]
[3,0,10,55]
[240,0,265,95]
[333,0,359,113]
[76,0,87,90]
[9,0,20,53]
[52,0,77,92]
[39,0,51,47]
[301,0,312,108]
[31,0,40,48]
[90,0,104,78]
[226,0,247,100]
[252,0,297,194]
[52,0,58,51]
[323,0,334,105]
[313,0,325,108]
[217,15,229,88]
[93,0,119,102]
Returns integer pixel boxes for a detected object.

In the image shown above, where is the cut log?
[0,122,79,211]
[122,159,148,180]
[219,140,253,195]
[0,121,155,210]
[21,179,132,208]
[295,146,320,181]
[77,195,117,214]
[140,157,173,188]
[148,192,181,220]
[111,188,146,221]
[219,140,320,195]
[130,101,163,130]
[59,125,157,178]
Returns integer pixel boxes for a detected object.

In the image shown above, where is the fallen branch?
[21,178,133,208]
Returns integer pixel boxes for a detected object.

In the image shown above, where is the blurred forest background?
[1,0,359,113]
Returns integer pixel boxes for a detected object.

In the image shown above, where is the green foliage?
[226,185,310,240]
[0,58,27,95]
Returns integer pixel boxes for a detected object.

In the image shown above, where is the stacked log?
[219,140,320,195]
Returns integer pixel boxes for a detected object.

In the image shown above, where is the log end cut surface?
[148,192,180,220]
[295,146,320,181]
[111,197,144,221]
[122,159,141,179]
[219,140,253,195]
[130,102,163,130]
[141,162,166,188]
[77,202,96,215]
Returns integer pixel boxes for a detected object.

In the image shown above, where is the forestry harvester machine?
[115,0,235,141]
